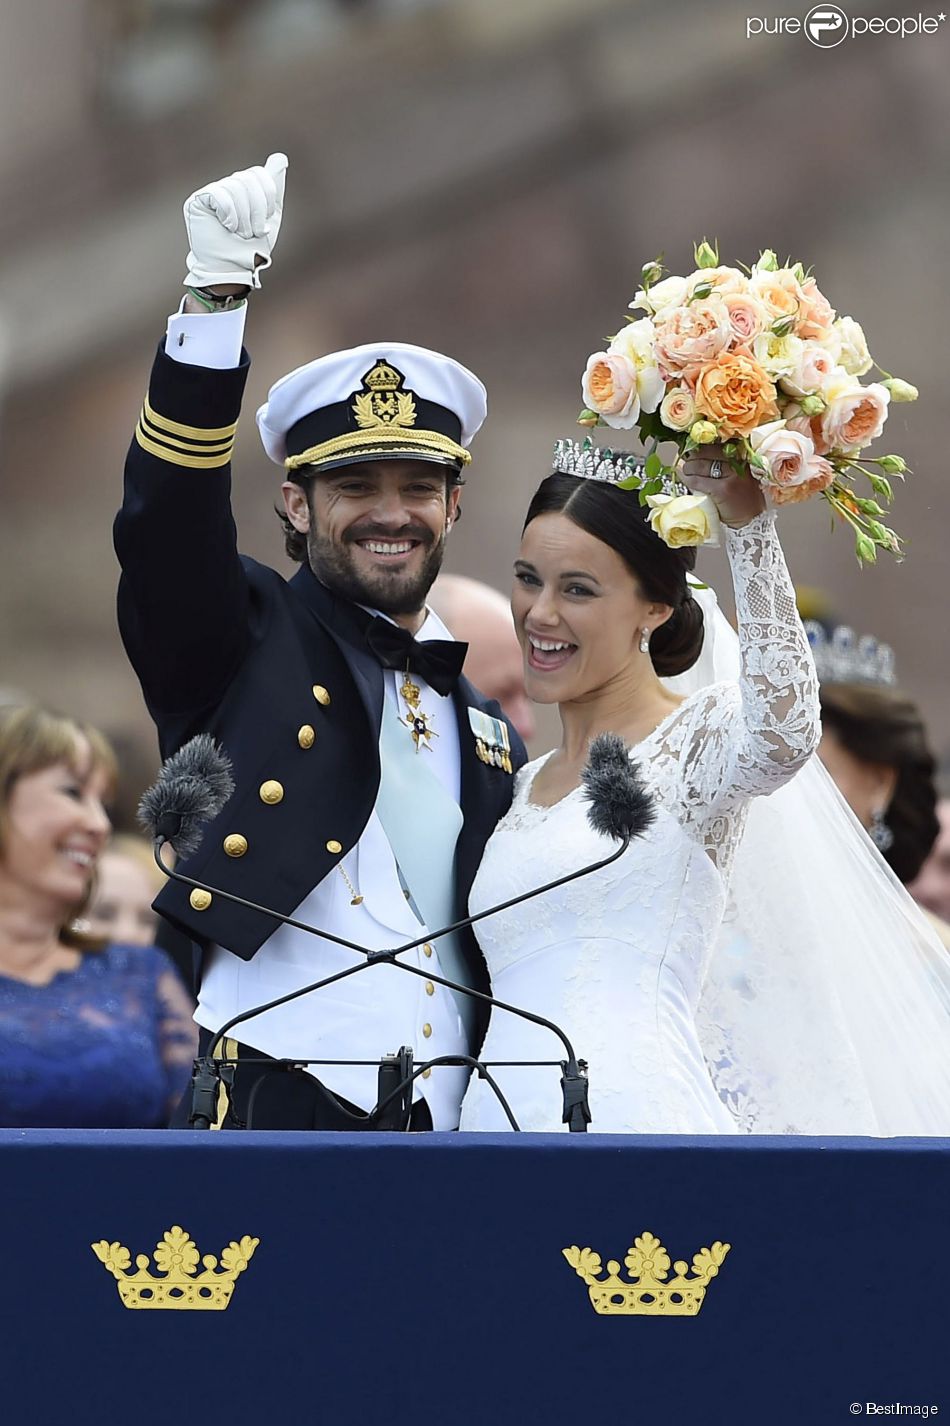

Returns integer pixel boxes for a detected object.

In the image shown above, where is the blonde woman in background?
[0,706,195,1127]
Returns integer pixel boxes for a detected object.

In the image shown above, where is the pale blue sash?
[373,688,473,1041]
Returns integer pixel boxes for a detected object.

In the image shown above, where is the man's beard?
[307,524,447,616]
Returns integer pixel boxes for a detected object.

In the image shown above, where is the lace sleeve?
[650,512,819,872]
[156,965,198,1118]
[717,509,820,792]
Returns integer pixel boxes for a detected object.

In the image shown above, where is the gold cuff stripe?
[135,423,233,469]
[285,427,471,471]
[143,394,239,442]
[139,411,233,456]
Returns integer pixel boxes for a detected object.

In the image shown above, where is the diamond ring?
[709,459,724,479]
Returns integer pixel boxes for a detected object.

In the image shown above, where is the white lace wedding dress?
[459,512,820,1134]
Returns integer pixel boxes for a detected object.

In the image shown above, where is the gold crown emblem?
[353,362,417,430]
[92,1225,259,1311]
[563,1230,730,1316]
[362,360,403,392]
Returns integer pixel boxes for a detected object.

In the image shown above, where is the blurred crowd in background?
[1,0,949,1124]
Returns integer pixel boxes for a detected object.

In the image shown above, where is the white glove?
[183,152,288,291]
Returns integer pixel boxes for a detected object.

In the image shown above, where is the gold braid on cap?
[285,428,470,472]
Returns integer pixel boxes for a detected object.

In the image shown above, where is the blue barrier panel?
[1,1131,947,1426]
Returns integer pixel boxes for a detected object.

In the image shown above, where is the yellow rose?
[689,419,719,444]
[646,493,721,549]
[659,387,697,432]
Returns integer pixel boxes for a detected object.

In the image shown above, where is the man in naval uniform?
[114,154,527,1130]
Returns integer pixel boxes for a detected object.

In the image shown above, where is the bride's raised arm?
[665,449,821,831]
[720,506,820,788]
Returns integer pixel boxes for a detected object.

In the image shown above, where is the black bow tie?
[362,616,467,696]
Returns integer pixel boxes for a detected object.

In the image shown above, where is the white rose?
[833,316,873,377]
[752,330,804,380]
[630,274,688,319]
[779,340,838,399]
[608,317,665,414]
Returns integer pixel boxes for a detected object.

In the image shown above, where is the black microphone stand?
[155,833,627,1132]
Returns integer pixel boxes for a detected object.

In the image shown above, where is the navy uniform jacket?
[114,345,527,1048]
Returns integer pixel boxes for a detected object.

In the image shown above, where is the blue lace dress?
[0,944,196,1128]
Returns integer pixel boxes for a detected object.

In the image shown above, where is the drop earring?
[639,627,651,654]
[870,806,893,853]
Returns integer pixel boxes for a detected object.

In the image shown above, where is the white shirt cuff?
[164,301,247,369]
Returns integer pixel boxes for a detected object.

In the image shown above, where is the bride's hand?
[680,443,767,528]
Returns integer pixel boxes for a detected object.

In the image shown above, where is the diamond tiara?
[804,621,897,687]
[552,437,645,486]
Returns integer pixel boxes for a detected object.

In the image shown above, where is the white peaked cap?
[256,340,487,473]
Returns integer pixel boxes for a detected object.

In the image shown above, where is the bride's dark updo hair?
[522,473,705,678]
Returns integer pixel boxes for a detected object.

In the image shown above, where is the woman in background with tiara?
[459,440,950,1136]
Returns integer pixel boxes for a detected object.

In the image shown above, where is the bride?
[459,440,950,1135]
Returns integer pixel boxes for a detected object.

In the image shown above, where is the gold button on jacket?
[259,780,284,804]
[423,943,433,958]
[326,839,342,855]
[312,685,331,706]
[223,834,248,858]
[297,724,315,749]
[422,1023,432,1038]
[425,981,435,996]
[190,888,212,911]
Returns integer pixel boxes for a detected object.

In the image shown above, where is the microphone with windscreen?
[140,731,654,1130]
[137,733,234,856]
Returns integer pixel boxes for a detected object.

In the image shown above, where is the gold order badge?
[398,672,438,753]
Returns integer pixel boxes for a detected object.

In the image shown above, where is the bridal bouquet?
[579,241,917,563]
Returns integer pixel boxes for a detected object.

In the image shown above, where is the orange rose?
[693,351,779,438]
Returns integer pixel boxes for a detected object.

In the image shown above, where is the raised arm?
[112,157,287,735]
[675,447,820,809]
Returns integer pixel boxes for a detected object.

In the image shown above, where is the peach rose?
[749,267,803,323]
[796,276,835,340]
[819,378,890,452]
[693,351,780,438]
[581,352,641,429]
[659,387,697,432]
[748,420,817,489]
[723,293,769,347]
[779,341,838,399]
[654,296,733,375]
[769,457,835,505]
